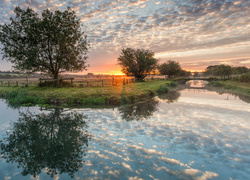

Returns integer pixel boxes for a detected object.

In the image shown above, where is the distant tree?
[0,7,89,80]
[232,66,249,75]
[204,65,217,76]
[179,69,191,77]
[158,60,182,78]
[213,64,232,79]
[117,48,158,80]
[193,71,200,77]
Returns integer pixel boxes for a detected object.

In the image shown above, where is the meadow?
[0,78,173,107]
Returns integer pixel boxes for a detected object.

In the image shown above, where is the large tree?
[117,48,158,80]
[0,7,89,79]
[158,60,182,78]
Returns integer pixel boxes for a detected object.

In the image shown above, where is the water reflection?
[186,80,208,88]
[0,108,90,178]
[118,90,183,121]
[118,99,159,121]
[158,90,181,103]
[186,80,250,104]
[206,87,250,104]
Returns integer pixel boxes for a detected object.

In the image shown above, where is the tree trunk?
[25,73,29,87]
[53,73,59,87]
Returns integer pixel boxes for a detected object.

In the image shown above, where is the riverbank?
[0,80,175,107]
[207,80,250,97]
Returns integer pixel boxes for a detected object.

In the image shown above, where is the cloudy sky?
[0,0,249,74]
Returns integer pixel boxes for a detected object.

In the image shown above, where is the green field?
[0,80,173,107]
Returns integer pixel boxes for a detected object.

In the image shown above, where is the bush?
[81,97,106,105]
[239,73,250,83]
[169,81,178,87]
[207,77,219,81]
[39,80,73,87]
[157,85,169,94]
[208,81,223,87]
[7,90,46,107]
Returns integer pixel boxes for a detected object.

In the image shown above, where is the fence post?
[102,80,104,87]
[16,81,18,87]
[112,77,114,86]
[8,81,10,87]
[71,78,73,86]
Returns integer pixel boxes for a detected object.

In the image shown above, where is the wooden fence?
[0,77,135,87]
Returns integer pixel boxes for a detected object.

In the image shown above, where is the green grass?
[207,80,250,96]
[0,80,173,107]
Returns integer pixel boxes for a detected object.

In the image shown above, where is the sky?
[0,0,249,75]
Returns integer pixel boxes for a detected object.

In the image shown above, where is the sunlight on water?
[186,80,209,88]
[0,86,250,180]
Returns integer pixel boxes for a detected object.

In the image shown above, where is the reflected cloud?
[0,108,90,178]
[1,87,250,179]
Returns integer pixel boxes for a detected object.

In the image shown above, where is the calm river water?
[0,81,250,180]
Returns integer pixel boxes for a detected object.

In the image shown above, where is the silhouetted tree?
[158,60,182,78]
[179,69,191,77]
[0,7,89,79]
[0,109,90,178]
[204,65,217,76]
[117,48,158,80]
[213,65,232,79]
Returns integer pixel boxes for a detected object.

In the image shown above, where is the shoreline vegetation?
[0,80,176,108]
[0,79,249,108]
[207,80,250,97]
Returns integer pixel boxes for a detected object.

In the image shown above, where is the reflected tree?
[158,90,181,103]
[119,99,159,121]
[0,108,90,178]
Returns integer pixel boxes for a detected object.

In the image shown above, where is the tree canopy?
[0,7,89,79]
[117,48,158,80]
[158,60,182,78]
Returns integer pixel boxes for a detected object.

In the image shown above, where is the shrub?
[169,81,178,87]
[238,73,250,83]
[157,85,169,94]
[7,90,46,107]
[207,77,219,81]
[81,97,106,105]
[208,81,223,87]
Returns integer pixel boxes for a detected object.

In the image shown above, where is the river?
[0,80,250,180]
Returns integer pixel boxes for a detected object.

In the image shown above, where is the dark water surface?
[0,81,250,179]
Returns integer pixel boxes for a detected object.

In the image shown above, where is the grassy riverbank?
[0,80,174,107]
[207,80,250,97]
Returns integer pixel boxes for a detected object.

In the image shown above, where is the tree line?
[203,65,249,79]
[117,48,190,80]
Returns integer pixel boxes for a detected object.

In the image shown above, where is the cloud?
[0,0,249,73]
